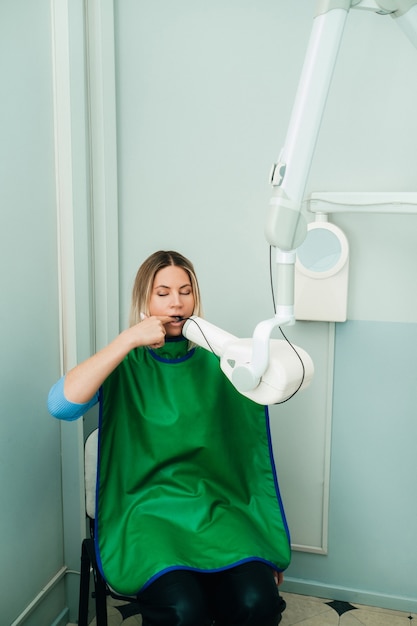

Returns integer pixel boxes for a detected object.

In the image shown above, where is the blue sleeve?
[47,375,99,421]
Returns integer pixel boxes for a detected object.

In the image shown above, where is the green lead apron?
[96,339,291,595]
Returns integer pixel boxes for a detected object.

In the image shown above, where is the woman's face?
[149,265,195,337]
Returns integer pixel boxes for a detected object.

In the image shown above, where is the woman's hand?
[134,315,173,349]
[273,571,284,587]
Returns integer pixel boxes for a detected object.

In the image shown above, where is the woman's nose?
[170,292,182,307]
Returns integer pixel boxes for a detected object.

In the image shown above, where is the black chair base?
[78,536,108,626]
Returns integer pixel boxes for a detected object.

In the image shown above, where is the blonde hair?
[129,250,202,327]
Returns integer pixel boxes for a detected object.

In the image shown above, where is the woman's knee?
[171,598,211,626]
[213,562,286,626]
[138,570,211,626]
[236,584,285,625]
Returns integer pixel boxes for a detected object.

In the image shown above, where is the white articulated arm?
[252,1,351,388]
[184,0,417,403]
[266,2,351,255]
[184,3,351,400]
[379,0,417,48]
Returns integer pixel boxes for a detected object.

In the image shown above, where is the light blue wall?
[286,320,417,610]
[113,0,417,612]
[0,1,67,624]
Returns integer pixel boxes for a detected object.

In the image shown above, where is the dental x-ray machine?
[183,0,417,405]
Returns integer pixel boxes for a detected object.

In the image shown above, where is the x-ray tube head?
[182,316,314,405]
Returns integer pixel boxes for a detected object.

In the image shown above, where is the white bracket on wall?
[309,191,417,214]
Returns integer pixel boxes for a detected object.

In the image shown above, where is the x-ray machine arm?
[183,0,417,404]
[267,0,417,314]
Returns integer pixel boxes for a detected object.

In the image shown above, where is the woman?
[48,250,289,626]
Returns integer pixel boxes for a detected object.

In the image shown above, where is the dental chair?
[78,428,141,626]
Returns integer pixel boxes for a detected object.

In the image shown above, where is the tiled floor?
[80,592,416,626]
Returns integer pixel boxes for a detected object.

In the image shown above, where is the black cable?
[183,317,217,356]
[269,245,276,312]
[274,326,306,405]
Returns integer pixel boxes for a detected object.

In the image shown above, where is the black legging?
[136,561,286,626]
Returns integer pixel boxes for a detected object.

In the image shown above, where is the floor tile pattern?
[326,600,358,616]
[79,591,416,626]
